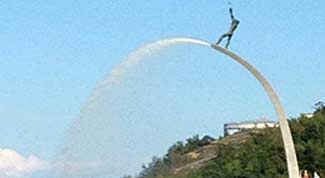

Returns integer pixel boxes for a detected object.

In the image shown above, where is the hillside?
[129,103,325,178]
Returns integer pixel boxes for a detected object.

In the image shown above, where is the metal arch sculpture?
[59,37,300,178]
[211,44,300,178]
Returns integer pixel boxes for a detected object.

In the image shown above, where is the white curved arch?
[210,44,299,178]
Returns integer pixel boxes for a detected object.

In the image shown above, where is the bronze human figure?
[216,7,240,48]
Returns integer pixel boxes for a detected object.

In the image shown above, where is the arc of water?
[83,38,210,112]
[210,44,299,178]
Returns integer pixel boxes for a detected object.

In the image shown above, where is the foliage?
[134,104,325,178]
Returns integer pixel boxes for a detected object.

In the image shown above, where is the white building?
[302,113,313,118]
[224,119,279,136]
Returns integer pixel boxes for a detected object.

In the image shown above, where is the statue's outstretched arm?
[229,8,235,20]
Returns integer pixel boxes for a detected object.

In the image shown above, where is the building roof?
[224,118,277,126]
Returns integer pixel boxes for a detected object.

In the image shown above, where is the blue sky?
[1,1,325,178]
